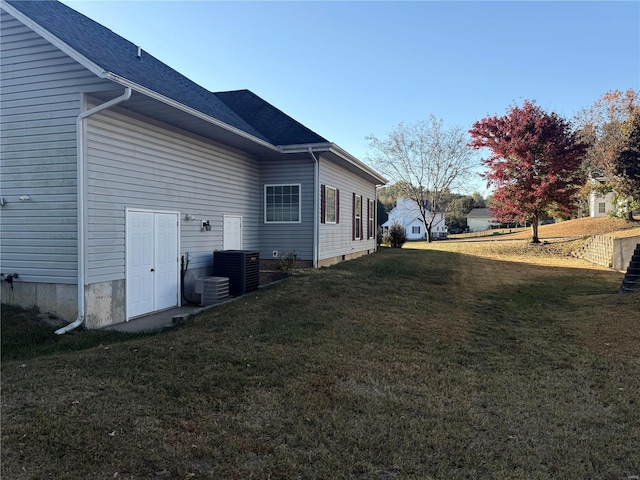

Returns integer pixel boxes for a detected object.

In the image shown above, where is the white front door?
[223,215,242,250]
[127,211,178,319]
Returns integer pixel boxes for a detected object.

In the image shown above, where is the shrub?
[279,250,298,272]
[384,221,407,248]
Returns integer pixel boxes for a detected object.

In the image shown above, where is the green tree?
[471,192,486,208]
[576,89,639,217]
[445,195,475,231]
[612,107,640,219]
[376,199,388,228]
[383,221,407,248]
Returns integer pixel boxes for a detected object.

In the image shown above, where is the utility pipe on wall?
[56,87,132,335]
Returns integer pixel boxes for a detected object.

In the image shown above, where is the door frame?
[223,214,243,250]
[125,208,181,320]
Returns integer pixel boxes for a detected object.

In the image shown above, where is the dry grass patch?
[564,293,640,360]
[2,247,639,479]
[506,216,640,239]
[411,237,604,269]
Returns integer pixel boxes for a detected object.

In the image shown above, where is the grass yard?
[2,243,639,479]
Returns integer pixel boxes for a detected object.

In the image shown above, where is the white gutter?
[308,148,320,268]
[374,184,385,253]
[56,87,132,335]
[282,142,386,185]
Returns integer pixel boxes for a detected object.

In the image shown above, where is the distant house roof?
[466,208,494,219]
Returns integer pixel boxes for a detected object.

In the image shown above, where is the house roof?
[466,208,494,219]
[2,0,364,161]
[214,90,327,146]
[3,0,270,142]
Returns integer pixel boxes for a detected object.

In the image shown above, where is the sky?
[61,0,639,195]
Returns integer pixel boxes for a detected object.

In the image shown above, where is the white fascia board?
[280,142,387,185]
[1,0,108,78]
[328,144,387,185]
[106,73,281,153]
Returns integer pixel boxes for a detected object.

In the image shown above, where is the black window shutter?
[321,184,326,224]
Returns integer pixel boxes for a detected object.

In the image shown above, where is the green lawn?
[2,245,639,479]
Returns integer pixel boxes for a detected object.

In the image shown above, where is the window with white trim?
[265,184,301,223]
[321,185,338,224]
[354,194,362,240]
[368,199,374,238]
[412,226,421,234]
[598,202,606,214]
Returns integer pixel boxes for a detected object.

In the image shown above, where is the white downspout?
[308,147,319,268]
[56,87,132,335]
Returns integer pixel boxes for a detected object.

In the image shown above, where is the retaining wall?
[577,234,640,271]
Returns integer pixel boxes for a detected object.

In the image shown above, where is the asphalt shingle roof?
[5,0,327,147]
[214,90,327,146]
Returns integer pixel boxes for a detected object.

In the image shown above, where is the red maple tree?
[469,101,587,243]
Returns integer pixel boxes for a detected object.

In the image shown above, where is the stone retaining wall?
[577,234,640,271]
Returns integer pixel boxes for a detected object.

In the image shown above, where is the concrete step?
[620,285,640,293]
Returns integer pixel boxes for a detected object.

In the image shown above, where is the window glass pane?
[326,187,336,223]
[355,194,362,239]
[265,185,300,222]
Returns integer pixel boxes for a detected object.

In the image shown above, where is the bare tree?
[366,116,476,242]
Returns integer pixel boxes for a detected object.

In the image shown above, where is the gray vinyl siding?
[85,107,261,283]
[259,156,314,260]
[318,157,377,260]
[0,11,113,283]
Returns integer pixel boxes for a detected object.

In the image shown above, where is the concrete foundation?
[0,281,77,320]
[84,280,126,329]
[317,249,374,268]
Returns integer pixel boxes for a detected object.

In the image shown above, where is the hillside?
[506,216,640,239]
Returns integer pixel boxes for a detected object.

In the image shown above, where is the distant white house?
[466,208,498,232]
[381,197,447,240]
[589,191,616,217]
[588,177,616,218]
